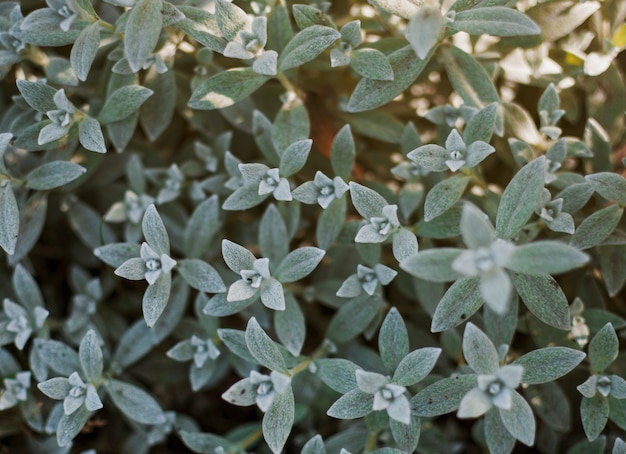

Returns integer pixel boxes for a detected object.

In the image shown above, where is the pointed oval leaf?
[411,374,478,417]
[245,317,287,372]
[0,184,19,255]
[189,68,270,110]
[263,386,295,454]
[177,259,226,293]
[379,307,409,373]
[498,391,535,446]
[570,205,623,250]
[513,347,586,384]
[278,25,341,71]
[125,0,163,73]
[98,86,154,124]
[511,272,570,330]
[26,161,86,190]
[70,22,100,81]
[449,7,540,37]
[275,247,325,283]
[463,322,499,374]
[424,175,470,222]
[588,323,618,373]
[106,378,166,424]
[431,277,483,332]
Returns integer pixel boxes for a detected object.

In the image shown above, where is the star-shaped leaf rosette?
[95,204,225,327]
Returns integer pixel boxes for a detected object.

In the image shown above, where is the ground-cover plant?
[0,0,626,453]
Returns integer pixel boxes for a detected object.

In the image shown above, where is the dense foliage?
[0,0,626,452]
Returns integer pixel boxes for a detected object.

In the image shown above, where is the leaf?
[16,80,58,113]
[484,407,516,454]
[348,45,431,112]
[511,273,570,330]
[585,173,626,205]
[275,247,325,283]
[78,116,107,153]
[424,175,470,222]
[390,416,421,453]
[56,406,90,447]
[498,391,535,445]
[588,323,618,373]
[350,48,394,81]
[106,379,166,425]
[279,139,312,177]
[448,7,540,36]
[245,317,287,372]
[393,347,441,386]
[0,183,19,255]
[507,241,589,275]
[431,277,483,332]
[258,204,289,265]
[177,259,225,293]
[272,100,310,154]
[189,68,270,110]
[327,389,374,419]
[411,374,478,417]
[379,307,409,373]
[570,205,623,250]
[406,6,443,59]
[180,431,233,454]
[98,86,154,124]
[25,161,86,190]
[392,227,418,263]
[263,387,294,454]
[317,197,347,250]
[13,9,81,47]
[184,195,221,259]
[222,240,256,274]
[124,0,163,73]
[331,125,356,180]
[302,435,327,454]
[315,358,360,394]
[70,22,100,81]
[349,182,388,219]
[524,381,571,432]
[143,273,172,327]
[274,295,305,356]
[496,156,546,240]
[401,248,463,282]
[278,25,341,71]
[9,193,48,266]
[463,322,499,375]
[214,0,248,41]
[326,294,381,343]
[581,394,609,441]
[140,62,177,140]
[441,45,499,110]
[369,0,422,18]
[513,347,585,384]
[79,330,103,383]
[34,338,81,376]
[464,102,498,144]
[526,0,600,43]
[94,243,141,268]
[599,245,626,297]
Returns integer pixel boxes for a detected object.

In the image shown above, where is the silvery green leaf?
[368,0,421,18]
[348,45,431,112]
[124,0,163,73]
[98,85,154,124]
[464,103,498,144]
[180,431,234,453]
[16,80,58,114]
[142,273,171,327]
[78,115,106,153]
[484,407,516,454]
[326,294,381,343]
[441,45,499,110]
[217,328,255,363]
[189,68,270,110]
[0,183,19,255]
[302,434,326,454]
[259,204,289,265]
[379,307,409,373]
[390,415,420,453]
[614,438,626,454]
[611,375,626,399]
[393,347,441,387]
[424,175,470,222]
[214,0,248,41]
[25,161,86,190]
[581,394,609,441]
[38,377,71,400]
[315,358,360,394]
[166,339,193,362]
[431,277,483,332]
[38,121,70,145]
[222,240,256,274]
[524,381,571,432]
[406,6,443,59]
[105,379,166,425]
[588,323,618,373]
[448,7,540,36]
[177,259,225,293]
[12,264,43,311]
[278,25,341,71]
[317,196,347,250]
[184,195,220,259]
[392,227,418,263]
[272,99,310,154]
[222,183,267,210]
[327,389,374,419]
[142,204,169,255]
[275,247,325,283]
[585,172,626,205]
[507,241,588,275]
[279,139,312,177]
[252,110,279,165]
[94,242,141,268]
[140,61,176,140]
[245,317,287,372]
[204,291,255,317]
[406,144,449,172]
[513,347,585,384]
[292,181,319,204]
[70,22,100,81]
[44,57,79,87]
[538,83,559,115]
[274,295,305,356]
[348,182,388,219]
[336,274,362,298]
[463,322,499,375]
[263,386,294,454]
[571,204,623,250]
[496,156,546,240]
[253,50,278,76]
[401,248,463,282]
[511,273,570,330]
[79,330,103,383]
[411,374,478,417]
[350,49,394,81]
[330,125,355,180]
[56,405,90,447]
[34,338,80,376]
[498,391,535,445]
